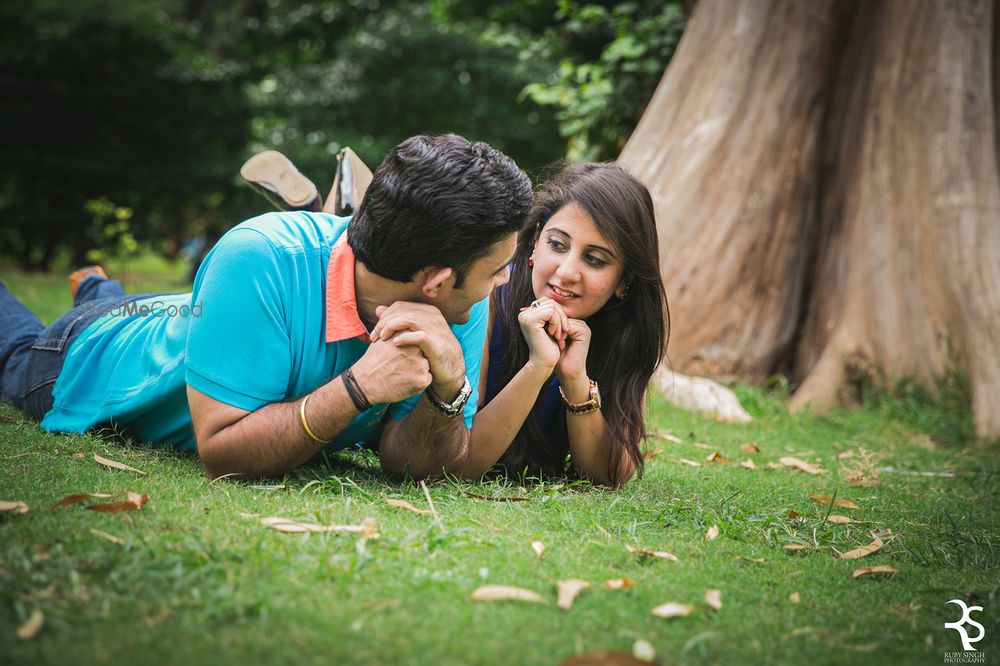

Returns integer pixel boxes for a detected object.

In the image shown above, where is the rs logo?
[945,599,985,651]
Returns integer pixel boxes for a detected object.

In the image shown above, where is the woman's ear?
[615,277,631,299]
[418,267,454,298]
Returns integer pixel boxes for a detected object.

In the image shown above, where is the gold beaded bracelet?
[299,394,332,445]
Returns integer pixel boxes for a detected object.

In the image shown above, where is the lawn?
[1,259,998,665]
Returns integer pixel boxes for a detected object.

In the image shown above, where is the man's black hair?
[347,134,532,287]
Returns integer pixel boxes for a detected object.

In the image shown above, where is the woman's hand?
[555,318,592,385]
[517,298,567,370]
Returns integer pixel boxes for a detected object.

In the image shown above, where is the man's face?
[429,233,517,324]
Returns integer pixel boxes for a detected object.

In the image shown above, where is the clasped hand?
[517,299,591,382]
[350,302,466,404]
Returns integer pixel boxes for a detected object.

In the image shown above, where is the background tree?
[620,0,1000,439]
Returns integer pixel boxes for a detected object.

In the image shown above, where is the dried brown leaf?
[704,589,722,611]
[0,500,29,514]
[632,639,656,662]
[852,565,897,578]
[261,517,368,534]
[780,456,827,475]
[786,510,800,521]
[471,585,545,603]
[360,517,380,540]
[626,545,679,561]
[704,451,726,464]
[651,602,694,618]
[838,447,883,487]
[385,498,431,515]
[836,450,855,460]
[51,492,113,509]
[531,540,545,559]
[809,494,861,510]
[740,442,760,454]
[677,458,701,467]
[740,459,757,470]
[706,524,720,541]
[89,528,124,544]
[556,579,590,610]
[642,447,664,461]
[694,442,715,450]
[93,453,146,476]
[662,433,684,444]
[603,578,636,590]
[789,592,801,604]
[825,514,855,524]
[764,461,784,470]
[839,538,884,560]
[16,609,44,640]
[86,492,148,513]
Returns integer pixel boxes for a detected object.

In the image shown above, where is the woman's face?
[530,202,626,319]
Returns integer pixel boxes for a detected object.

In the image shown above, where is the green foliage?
[514,1,687,160]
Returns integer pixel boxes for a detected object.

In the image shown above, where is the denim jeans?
[0,276,150,421]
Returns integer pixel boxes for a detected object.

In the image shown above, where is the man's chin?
[445,309,471,325]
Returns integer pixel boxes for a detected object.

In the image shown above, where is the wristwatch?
[559,379,601,414]
[425,377,473,418]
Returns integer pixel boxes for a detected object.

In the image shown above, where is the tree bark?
[621,0,1000,439]
[791,0,1000,439]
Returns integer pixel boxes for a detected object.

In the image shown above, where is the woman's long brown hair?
[488,162,669,487]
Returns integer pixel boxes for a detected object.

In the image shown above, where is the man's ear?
[417,267,454,298]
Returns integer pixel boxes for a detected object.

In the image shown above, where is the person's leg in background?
[69,266,126,305]
[0,282,46,414]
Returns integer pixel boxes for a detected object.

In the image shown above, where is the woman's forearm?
[460,361,554,479]
[560,377,636,488]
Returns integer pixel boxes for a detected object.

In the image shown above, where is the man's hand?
[370,302,466,400]
[517,297,567,370]
[350,337,433,404]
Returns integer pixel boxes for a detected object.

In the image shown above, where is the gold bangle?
[299,394,332,445]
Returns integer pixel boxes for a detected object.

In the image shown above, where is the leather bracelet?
[300,394,332,445]
[341,367,372,413]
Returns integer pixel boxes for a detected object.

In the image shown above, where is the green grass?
[2,261,999,665]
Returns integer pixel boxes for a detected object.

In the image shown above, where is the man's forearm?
[196,379,359,479]
[378,394,470,480]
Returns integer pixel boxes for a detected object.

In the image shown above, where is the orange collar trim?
[325,236,369,343]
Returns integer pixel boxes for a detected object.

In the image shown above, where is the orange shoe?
[69,265,107,299]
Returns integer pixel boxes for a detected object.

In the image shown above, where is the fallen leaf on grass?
[706,524,720,541]
[93,453,146,476]
[0,500,29,514]
[89,528,124,544]
[16,609,44,640]
[694,442,715,450]
[556,579,590,610]
[677,458,701,467]
[740,442,760,454]
[651,602,694,618]
[561,652,651,666]
[789,592,801,604]
[839,539,884,560]
[261,517,374,534]
[471,585,545,603]
[52,492,113,509]
[809,494,861,510]
[603,578,635,590]
[783,545,817,553]
[704,589,722,610]
[385,498,431,515]
[466,493,530,502]
[642,447,663,460]
[740,459,756,470]
[626,546,679,561]
[87,492,148,513]
[531,541,545,559]
[360,517,379,540]
[704,451,727,464]
[836,450,855,460]
[786,510,800,521]
[764,461,785,470]
[852,565,897,578]
[825,515,856,524]
[780,457,826,475]
[632,639,656,662]
[661,433,684,444]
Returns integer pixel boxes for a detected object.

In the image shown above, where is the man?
[0,134,533,480]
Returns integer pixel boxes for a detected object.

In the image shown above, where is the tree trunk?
[621,0,1000,439]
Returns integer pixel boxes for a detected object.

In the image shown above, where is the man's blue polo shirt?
[39,212,488,451]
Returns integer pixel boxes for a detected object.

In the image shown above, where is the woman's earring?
[616,282,629,300]
[527,254,534,268]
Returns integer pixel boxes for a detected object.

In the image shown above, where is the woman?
[463,162,668,487]
[240,154,668,487]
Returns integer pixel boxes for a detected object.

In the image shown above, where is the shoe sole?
[240,150,318,209]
